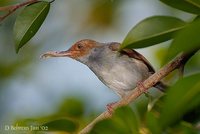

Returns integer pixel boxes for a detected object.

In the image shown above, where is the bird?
[41,39,166,100]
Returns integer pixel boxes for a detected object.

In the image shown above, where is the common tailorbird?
[42,39,166,100]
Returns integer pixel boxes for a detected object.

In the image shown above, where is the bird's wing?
[108,43,155,73]
[121,49,155,73]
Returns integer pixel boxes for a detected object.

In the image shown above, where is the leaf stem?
[0,0,39,22]
[49,0,56,3]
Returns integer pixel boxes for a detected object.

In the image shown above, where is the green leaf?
[194,15,200,21]
[159,73,200,129]
[58,98,84,118]
[120,16,186,49]
[112,106,139,134]
[187,0,200,8]
[89,119,124,134]
[160,0,200,14]
[177,121,198,134]
[165,20,200,62]
[42,118,78,132]
[90,106,139,134]
[13,1,50,53]
[146,112,162,134]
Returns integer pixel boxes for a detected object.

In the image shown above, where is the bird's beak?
[41,50,74,59]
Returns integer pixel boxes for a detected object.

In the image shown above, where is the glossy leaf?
[160,0,200,14]
[13,1,50,53]
[165,19,200,62]
[120,16,186,49]
[42,118,78,132]
[159,73,200,129]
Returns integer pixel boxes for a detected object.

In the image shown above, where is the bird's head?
[41,39,101,62]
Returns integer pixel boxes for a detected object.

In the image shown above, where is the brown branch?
[79,51,197,134]
[0,0,39,22]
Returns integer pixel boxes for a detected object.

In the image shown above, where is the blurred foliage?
[42,118,78,132]
[90,106,139,134]
[84,0,122,28]
[0,0,15,6]
[15,98,84,133]
[159,74,200,129]
[58,98,84,118]
[165,19,200,63]
[160,0,200,14]
[0,45,38,82]
[0,0,200,134]
[0,56,30,79]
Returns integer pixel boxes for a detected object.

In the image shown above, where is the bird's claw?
[106,102,116,114]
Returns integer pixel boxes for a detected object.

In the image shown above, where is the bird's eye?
[77,43,83,49]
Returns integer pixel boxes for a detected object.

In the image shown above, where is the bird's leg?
[106,102,117,114]
[137,81,147,93]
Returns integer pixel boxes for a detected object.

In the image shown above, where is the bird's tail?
[154,81,169,92]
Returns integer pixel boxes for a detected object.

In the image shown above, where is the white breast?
[86,45,150,98]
